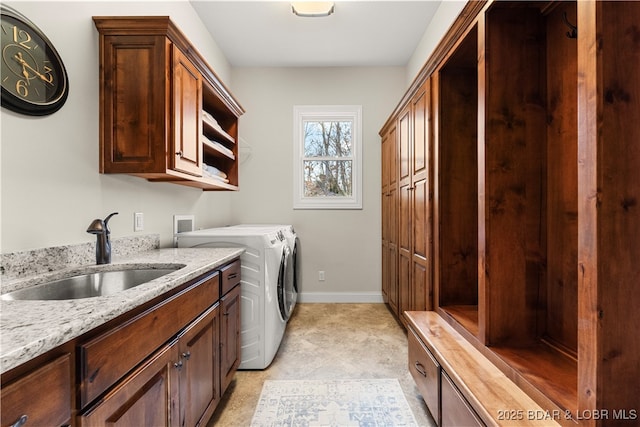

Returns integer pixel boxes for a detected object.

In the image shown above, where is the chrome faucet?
[87,212,118,265]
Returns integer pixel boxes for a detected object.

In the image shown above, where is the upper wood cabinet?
[93,17,244,191]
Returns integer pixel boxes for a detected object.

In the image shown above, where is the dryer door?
[277,246,295,321]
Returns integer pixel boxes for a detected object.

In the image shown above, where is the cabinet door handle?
[176,150,183,157]
[174,360,183,370]
[182,351,191,360]
[414,362,427,377]
[10,415,28,427]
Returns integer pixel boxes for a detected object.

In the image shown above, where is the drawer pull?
[227,273,238,280]
[11,415,28,427]
[414,362,427,377]
[182,351,191,360]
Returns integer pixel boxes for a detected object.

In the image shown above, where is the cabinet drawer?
[441,371,484,427]
[220,259,241,296]
[408,328,439,424]
[79,271,219,407]
[1,354,71,427]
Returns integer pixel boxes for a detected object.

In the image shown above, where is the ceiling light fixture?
[291,2,335,17]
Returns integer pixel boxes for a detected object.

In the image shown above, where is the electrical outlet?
[134,212,144,231]
[318,271,325,281]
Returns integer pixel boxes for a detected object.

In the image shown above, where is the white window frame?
[293,105,363,209]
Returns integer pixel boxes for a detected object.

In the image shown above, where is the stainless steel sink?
[1,266,182,301]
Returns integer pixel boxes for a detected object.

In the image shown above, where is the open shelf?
[439,305,478,338]
[201,79,239,187]
[491,343,577,414]
[437,25,479,338]
[481,0,578,349]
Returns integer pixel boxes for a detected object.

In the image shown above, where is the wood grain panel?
[484,5,546,347]
[544,1,578,356]
[578,0,640,418]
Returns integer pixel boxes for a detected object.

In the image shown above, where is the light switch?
[134,212,144,231]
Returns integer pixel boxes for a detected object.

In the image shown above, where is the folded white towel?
[202,163,228,179]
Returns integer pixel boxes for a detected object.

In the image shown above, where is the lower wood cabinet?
[80,302,227,427]
[0,354,71,427]
[407,311,560,427]
[441,372,483,427]
[76,260,241,427]
[408,323,484,426]
[1,259,241,427]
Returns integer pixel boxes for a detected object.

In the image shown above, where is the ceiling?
[189,1,442,67]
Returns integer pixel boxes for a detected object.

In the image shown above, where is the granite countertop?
[0,247,244,374]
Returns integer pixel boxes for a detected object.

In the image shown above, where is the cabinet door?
[172,46,203,177]
[99,34,168,174]
[411,80,431,312]
[382,124,399,313]
[399,182,412,322]
[1,354,71,427]
[220,284,241,394]
[441,372,484,427]
[79,342,180,427]
[179,304,220,427]
[388,183,399,315]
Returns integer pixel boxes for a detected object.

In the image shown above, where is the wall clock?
[1,5,69,115]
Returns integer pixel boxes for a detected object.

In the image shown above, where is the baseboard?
[297,292,384,303]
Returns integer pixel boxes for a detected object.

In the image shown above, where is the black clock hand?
[20,62,31,85]
[13,52,53,85]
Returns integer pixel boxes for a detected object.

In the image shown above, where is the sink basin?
[1,266,182,301]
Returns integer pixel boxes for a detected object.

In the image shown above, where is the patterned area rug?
[250,379,418,426]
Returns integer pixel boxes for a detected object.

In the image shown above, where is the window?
[293,105,362,209]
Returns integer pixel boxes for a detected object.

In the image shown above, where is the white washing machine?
[229,224,299,305]
[176,227,294,369]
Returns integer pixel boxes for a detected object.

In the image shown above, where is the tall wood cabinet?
[382,80,433,325]
[93,17,244,191]
[382,1,640,425]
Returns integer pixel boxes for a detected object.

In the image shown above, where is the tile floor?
[208,303,436,426]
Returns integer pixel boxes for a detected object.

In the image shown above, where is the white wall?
[1,1,462,302]
[0,1,235,252]
[229,67,406,301]
[406,1,467,85]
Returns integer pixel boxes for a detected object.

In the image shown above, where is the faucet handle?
[103,212,119,234]
[87,219,105,234]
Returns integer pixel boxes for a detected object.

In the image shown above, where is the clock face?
[1,6,68,115]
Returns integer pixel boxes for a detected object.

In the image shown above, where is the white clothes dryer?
[176,227,292,369]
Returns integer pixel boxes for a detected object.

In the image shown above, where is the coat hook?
[563,11,577,39]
